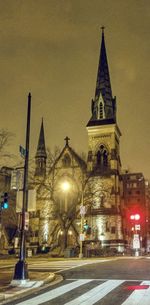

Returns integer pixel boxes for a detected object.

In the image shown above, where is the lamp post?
[12,93,31,284]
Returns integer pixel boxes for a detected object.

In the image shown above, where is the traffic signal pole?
[79,191,84,259]
[12,93,31,283]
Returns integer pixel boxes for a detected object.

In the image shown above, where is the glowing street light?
[61,181,70,212]
[61,181,70,192]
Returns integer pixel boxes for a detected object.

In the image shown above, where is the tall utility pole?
[12,93,31,283]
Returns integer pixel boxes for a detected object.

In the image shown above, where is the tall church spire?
[87,28,116,126]
[95,27,112,103]
[35,118,47,177]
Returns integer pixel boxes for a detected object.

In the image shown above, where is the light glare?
[61,181,70,192]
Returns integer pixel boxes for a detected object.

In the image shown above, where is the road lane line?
[65,279,125,305]
[15,279,93,305]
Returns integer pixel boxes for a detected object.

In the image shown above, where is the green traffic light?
[1,192,9,209]
[3,201,8,209]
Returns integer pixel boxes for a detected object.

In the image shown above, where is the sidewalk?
[0,269,56,304]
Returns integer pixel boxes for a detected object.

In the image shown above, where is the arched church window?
[96,145,108,168]
[97,151,101,164]
[62,154,71,167]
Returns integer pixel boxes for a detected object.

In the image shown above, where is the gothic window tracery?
[62,154,71,167]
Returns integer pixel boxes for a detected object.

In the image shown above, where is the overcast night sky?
[0,0,150,178]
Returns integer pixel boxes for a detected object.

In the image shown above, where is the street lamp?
[61,181,70,212]
[60,181,71,250]
[12,93,31,284]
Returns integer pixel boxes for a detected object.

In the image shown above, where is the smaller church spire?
[35,118,47,177]
[36,118,47,159]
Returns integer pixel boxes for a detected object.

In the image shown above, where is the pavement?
[0,254,147,304]
[0,268,58,304]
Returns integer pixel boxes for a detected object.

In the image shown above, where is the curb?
[0,272,57,304]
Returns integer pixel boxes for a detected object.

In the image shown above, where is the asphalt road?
[2,257,150,305]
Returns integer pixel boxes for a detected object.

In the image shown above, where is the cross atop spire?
[64,136,70,146]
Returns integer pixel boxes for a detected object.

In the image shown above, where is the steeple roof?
[87,28,116,127]
[95,27,112,104]
[35,118,47,159]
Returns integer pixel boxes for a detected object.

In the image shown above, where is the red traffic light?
[135,214,140,221]
[130,214,140,221]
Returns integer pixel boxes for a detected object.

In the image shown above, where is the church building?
[29,28,125,254]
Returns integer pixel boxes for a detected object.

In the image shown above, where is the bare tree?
[0,129,17,248]
[0,129,15,164]
[29,146,112,255]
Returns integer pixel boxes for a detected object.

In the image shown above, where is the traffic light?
[130,214,140,221]
[127,207,143,223]
[1,192,9,209]
[83,220,91,235]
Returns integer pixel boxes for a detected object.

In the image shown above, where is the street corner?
[0,272,57,304]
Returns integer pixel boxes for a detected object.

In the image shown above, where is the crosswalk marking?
[15,279,93,305]
[28,258,113,272]
[122,281,150,305]
[65,279,125,305]
[11,279,150,305]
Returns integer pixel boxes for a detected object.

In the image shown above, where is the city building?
[122,172,147,252]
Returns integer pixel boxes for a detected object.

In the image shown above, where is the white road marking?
[65,279,125,305]
[29,258,114,273]
[15,279,93,305]
[9,278,150,305]
[122,281,150,305]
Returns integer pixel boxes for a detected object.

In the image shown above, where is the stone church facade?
[29,29,125,254]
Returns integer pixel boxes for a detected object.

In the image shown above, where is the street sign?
[133,234,140,249]
[80,233,85,241]
[25,212,29,231]
[16,189,36,212]
[11,168,24,190]
[14,237,19,248]
[135,224,140,231]
[19,145,26,157]
[80,205,86,216]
